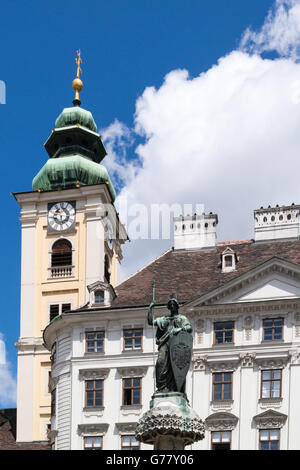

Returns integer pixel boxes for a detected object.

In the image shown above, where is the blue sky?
[0,0,294,406]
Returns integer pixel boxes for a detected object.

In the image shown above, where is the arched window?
[104,254,111,284]
[51,239,72,267]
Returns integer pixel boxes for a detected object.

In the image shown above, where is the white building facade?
[44,204,300,450]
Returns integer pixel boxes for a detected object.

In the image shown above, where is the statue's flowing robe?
[154,314,191,393]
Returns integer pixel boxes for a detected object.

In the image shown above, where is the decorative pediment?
[205,412,238,431]
[193,354,240,372]
[79,368,109,380]
[78,423,109,436]
[116,422,137,434]
[253,410,287,429]
[117,366,148,378]
[186,258,300,308]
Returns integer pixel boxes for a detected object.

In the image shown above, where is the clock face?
[104,219,114,250]
[48,201,76,232]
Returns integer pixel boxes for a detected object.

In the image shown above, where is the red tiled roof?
[0,409,50,450]
[113,239,300,308]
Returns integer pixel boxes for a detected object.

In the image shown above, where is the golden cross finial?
[75,49,82,78]
[72,49,83,106]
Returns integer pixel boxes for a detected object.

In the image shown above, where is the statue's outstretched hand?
[172,327,182,335]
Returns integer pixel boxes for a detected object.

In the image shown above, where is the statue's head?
[167,293,179,316]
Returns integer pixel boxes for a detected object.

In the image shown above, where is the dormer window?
[87,280,116,308]
[221,248,236,273]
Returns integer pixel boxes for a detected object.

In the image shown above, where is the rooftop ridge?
[217,239,254,246]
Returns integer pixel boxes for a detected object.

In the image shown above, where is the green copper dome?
[32,155,116,201]
[55,107,97,132]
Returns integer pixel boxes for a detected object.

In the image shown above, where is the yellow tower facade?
[14,56,126,442]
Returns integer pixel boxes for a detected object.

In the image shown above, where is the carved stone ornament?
[77,423,109,436]
[208,360,240,373]
[117,366,148,378]
[135,394,205,447]
[79,368,109,381]
[240,352,256,368]
[116,422,137,434]
[293,312,300,325]
[289,349,300,365]
[254,358,288,370]
[193,355,208,371]
[253,410,287,429]
[205,412,239,431]
[135,409,205,446]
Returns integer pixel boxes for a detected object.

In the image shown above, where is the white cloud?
[100,0,300,281]
[0,333,16,407]
[240,0,300,59]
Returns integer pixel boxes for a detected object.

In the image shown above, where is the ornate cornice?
[205,412,238,431]
[77,423,109,436]
[193,351,290,371]
[115,422,137,434]
[79,368,109,380]
[193,354,241,372]
[117,366,148,378]
[254,356,289,370]
[253,410,287,429]
[189,299,300,318]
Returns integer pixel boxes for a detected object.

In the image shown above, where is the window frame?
[212,372,233,401]
[121,435,140,450]
[49,302,72,322]
[262,318,284,342]
[83,436,103,450]
[123,328,143,351]
[85,379,104,408]
[122,377,142,406]
[260,369,282,399]
[85,330,105,354]
[94,290,105,305]
[259,429,280,450]
[213,321,234,345]
[211,431,232,450]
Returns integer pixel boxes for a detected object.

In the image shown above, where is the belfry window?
[51,239,72,267]
[50,240,73,278]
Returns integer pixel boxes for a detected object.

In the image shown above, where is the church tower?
[14,52,126,442]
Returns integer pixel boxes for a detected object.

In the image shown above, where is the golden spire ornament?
[72,49,83,106]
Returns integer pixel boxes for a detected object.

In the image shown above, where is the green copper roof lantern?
[55,107,97,132]
[31,50,116,201]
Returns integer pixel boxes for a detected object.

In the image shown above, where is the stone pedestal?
[135,392,205,450]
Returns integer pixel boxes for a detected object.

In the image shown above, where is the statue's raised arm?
[147,300,156,326]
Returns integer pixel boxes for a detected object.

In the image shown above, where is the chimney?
[254,204,300,242]
[174,213,218,250]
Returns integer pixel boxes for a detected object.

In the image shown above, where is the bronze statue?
[148,293,193,394]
